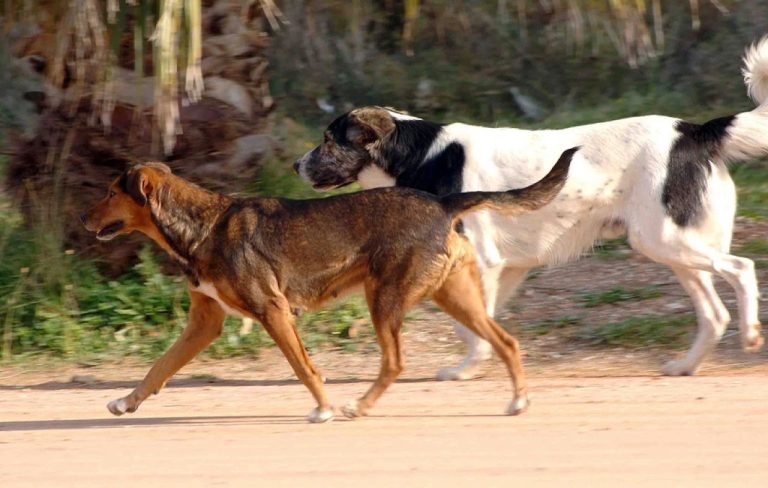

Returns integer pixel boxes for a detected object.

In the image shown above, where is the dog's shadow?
[0,414,311,432]
[0,376,436,391]
[1,410,509,432]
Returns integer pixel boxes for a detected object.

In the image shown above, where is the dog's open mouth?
[96,220,125,241]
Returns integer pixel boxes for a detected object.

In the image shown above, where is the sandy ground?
[2,362,768,488]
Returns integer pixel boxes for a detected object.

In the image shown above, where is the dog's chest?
[192,281,247,318]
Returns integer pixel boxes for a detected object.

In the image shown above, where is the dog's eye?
[109,191,116,198]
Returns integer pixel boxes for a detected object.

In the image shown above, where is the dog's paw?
[476,351,493,363]
[307,407,334,424]
[742,327,764,353]
[340,400,366,419]
[661,359,696,377]
[507,396,530,416]
[435,366,479,381]
[107,397,130,416]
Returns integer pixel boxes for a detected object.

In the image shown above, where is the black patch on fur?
[327,114,352,143]
[380,120,444,172]
[393,141,465,196]
[376,119,464,196]
[662,115,735,227]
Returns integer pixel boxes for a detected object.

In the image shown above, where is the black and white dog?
[296,38,768,378]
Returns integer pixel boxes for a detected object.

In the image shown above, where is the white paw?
[507,396,530,416]
[436,366,480,381]
[107,398,129,416]
[743,328,764,353]
[662,359,696,376]
[307,407,334,423]
[474,343,493,362]
[340,400,365,419]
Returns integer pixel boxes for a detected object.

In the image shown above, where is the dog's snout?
[293,161,301,174]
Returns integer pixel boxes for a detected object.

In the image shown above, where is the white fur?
[386,108,420,121]
[507,396,530,416]
[362,40,768,379]
[107,397,128,416]
[295,156,314,186]
[307,407,334,423]
[192,281,247,318]
[340,400,363,418]
[357,164,396,188]
[743,36,768,108]
[422,129,456,164]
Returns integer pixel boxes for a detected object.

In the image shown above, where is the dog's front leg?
[260,298,333,423]
[107,290,226,416]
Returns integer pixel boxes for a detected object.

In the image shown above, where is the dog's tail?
[718,36,768,161]
[744,36,768,110]
[440,147,576,220]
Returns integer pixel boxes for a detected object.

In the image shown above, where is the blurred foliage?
[268,0,764,123]
[732,161,768,220]
[0,195,372,361]
[0,0,205,154]
[736,237,768,270]
[0,168,371,361]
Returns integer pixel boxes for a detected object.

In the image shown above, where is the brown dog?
[81,148,576,422]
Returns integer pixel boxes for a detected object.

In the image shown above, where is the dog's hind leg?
[341,281,406,418]
[630,229,763,376]
[260,297,333,423]
[432,261,529,415]
[107,290,226,416]
[662,267,731,376]
[436,263,501,381]
[437,265,529,381]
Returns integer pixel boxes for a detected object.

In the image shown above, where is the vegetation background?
[0,0,766,365]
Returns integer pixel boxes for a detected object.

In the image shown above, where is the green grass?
[737,238,768,255]
[578,285,664,308]
[732,161,768,220]
[520,315,583,336]
[0,234,269,361]
[0,191,370,362]
[736,238,768,269]
[296,298,374,353]
[593,237,632,261]
[575,314,695,349]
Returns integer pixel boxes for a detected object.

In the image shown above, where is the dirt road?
[3,369,768,487]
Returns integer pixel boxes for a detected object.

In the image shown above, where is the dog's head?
[80,163,172,241]
[294,106,400,189]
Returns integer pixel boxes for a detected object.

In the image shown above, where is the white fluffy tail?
[720,37,768,161]
[743,36,768,108]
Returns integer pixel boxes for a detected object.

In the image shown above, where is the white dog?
[296,38,768,378]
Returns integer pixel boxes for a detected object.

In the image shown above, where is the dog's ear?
[142,162,172,174]
[121,166,158,206]
[347,107,395,145]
